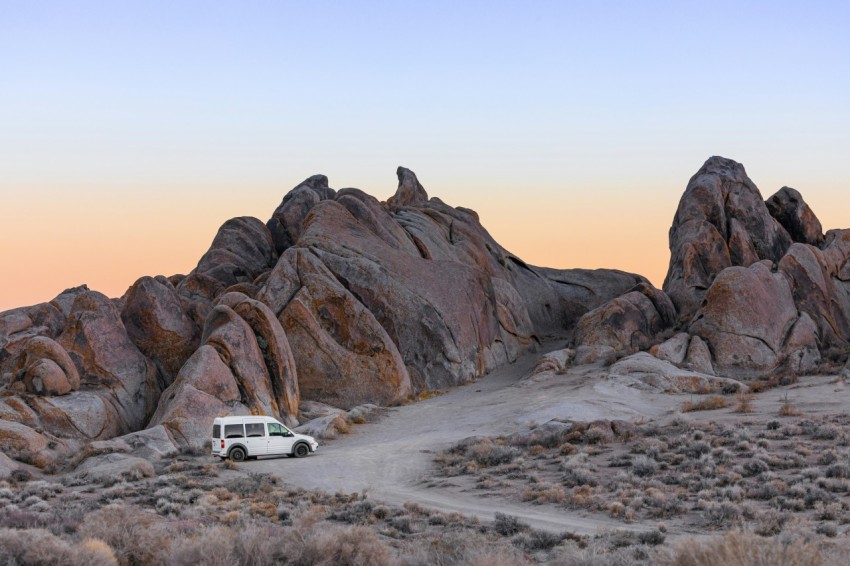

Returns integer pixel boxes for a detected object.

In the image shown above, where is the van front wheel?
[229,447,246,462]
[293,443,309,458]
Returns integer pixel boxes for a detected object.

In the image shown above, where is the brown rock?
[689,262,798,377]
[121,275,200,384]
[267,174,334,254]
[684,335,715,375]
[650,333,690,365]
[15,336,80,391]
[664,157,792,323]
[280,252,413,408]
[57,290,159,432]
[22,359,71,395]
[572,283,675,355]
[766,187,824,246]
[387,167,429,209]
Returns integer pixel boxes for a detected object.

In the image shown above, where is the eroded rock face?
[572,283,676,355]
[664,157,792,323]
[767,187,824,247]
[688,262,812,377]
[121,275,200,385]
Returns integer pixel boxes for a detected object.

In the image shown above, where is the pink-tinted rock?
[573,283,675,355]
[767,187,824,246]
[14,336,80,392]
[121,275,200,384]
[650,333,690,365]
[609,353,743,394]
[387,167,429,210]
[779,243,850,351]
[202,305,285,418]
[684,335,715,375]
[22,359,71,395]
[664,157,792,323]
[280,252,413,408]
[267,175,334,254]
[689,262,798,377]
[150,345,247,447]
[57,290,159,432]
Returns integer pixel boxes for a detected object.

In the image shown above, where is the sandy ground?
[246,341,850,537]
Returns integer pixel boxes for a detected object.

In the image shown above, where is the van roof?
[213,415,278,423]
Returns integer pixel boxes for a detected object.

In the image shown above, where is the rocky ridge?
[0,167,641,472]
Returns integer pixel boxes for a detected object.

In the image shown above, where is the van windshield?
[268,422,290,437]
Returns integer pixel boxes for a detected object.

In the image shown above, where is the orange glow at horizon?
[1,173,847,313]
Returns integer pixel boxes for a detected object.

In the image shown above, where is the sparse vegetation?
[681,395,728,412]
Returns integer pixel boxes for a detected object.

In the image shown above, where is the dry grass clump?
[681,395,728,412]
[0,527,117,566]
[779,394,802,417]
[735,391,754,413]
[656,529,827,566]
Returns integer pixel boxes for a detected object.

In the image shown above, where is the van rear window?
[212,424,220,439]
[246,423,265,437]
[224,424,244,438]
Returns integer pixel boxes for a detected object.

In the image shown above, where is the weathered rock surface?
[650,333,690,365]
[74,453,155,483]
[572,282,676,355]
[121,275,200,385]
[664,157,792,323]
[609,353,745,394]
[767,187,824,247]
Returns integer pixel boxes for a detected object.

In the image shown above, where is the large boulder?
[609,353,744,394]
[121,275,200,385]
[664,157,792,323]
[277,249,413,408]
[13,336,80,395]
[572,283,676,355]
[766,187,824,247]
[688,262,816,377]
[57,290,159,432]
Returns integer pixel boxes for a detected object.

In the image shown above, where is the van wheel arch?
[228,445,247,462]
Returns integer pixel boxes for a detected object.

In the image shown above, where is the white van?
[211,415,318,462]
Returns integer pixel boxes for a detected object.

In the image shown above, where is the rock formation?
[0,166,640,467]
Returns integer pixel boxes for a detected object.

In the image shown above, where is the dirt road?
[248,342,679,535]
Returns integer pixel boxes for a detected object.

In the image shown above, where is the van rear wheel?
[293,443,309,458]
[229,447,246,462]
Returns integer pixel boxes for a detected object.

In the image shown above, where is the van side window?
[224,424,244,438]
[212,424,221,439]
[268,423,286,437]
[246,423,265,437]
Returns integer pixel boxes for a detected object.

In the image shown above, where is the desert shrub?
[682,395,727,413]
[0,527,117,566]
[398,531,530,566]
[514,528,565,551]
[294,524,392,566]
[77,503,168,565]
[493,512,528,536]
[700,501,741,529]
[816,523,838,538]
[169,526,236,566]
[656,530,824,566]
[631,456,658,477]
[328,500,375,525]
[637,530,666,546]
[825,462,850,479]
[817,450,839,466]
[734,392,754,414]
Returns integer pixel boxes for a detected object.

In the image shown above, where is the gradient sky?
[2,1,849,311]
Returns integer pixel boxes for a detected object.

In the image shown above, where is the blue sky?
[1,1,848,309]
